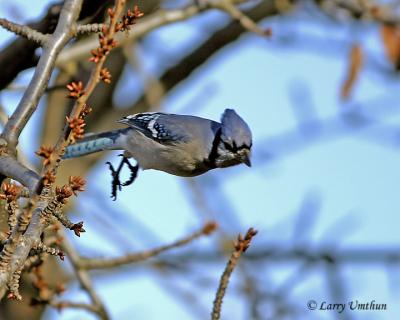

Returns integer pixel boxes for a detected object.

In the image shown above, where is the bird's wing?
[117,112,190,144]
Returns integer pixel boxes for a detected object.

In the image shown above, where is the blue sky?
[0,1,399,320]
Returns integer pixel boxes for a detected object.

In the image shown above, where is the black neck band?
[204,127,222,169]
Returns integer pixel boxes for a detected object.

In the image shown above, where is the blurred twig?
[78,222,218,270]
[61,231,110,319]
[211,228,257,320]
[56,0,282,66]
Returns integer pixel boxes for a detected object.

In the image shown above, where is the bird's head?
[216,109,252,168]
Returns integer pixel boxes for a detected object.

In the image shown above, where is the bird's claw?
[106,157,139,200]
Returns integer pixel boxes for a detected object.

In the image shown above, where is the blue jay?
[64,109,252,197]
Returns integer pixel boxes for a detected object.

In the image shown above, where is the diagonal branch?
[0,18,48,44]
[0,0,114,91]
[0,0,84,148]
[213,0,271,36]
[56,0,279,66]
[49,300,100,314]
[211,228,257,320]
[78,222,217,270]
[61,234,109,319]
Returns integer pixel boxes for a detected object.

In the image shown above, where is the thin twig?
[61,231,110,320]
[57,0,253,66]
[213,0,271,37]
[0,18,47,44]
[79,221,218,270]
[211,228,257,320]
[45,0,127,178]
[329,0,400,23]
[77,23,104,34]
[49,300,100,313]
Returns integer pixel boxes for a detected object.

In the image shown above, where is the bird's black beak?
[117,118,128,125]
[243,154,252,167]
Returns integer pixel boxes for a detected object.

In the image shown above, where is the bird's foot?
[106,155,139,200]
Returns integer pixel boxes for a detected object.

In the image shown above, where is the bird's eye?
[223,140,253,153]
[223,141,236,152]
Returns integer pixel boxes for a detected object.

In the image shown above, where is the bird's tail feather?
[63,129,127,159]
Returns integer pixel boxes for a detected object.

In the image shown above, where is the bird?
[63,109,252,198]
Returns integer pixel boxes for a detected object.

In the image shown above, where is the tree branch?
[211,228,257,320]
[0,18,48,45]
[0,0,114,91]
[61,234,109,319]
[56,0,276,66]
[0,154,41,195]
[0,0,84,300]
[78,222,217,270]
[0,0,84,148]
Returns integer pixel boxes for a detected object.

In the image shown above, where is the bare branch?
[0,18,47,44]
[0,0,114,91]
[45,0,132,180]
[213,0,271,36]
[78,221,218,270]
[76,22,104,34]
[0,0,84,300]
[57,4,203,65]
[0,154,41,195]
[1,0,84,148]
[211,228,257,320]
[327,0,400,24]
[49,300,100,314]
[58,0,271,66]
[61,233,110,320]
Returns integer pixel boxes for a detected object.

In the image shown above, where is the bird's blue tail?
[63,129,127,159]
